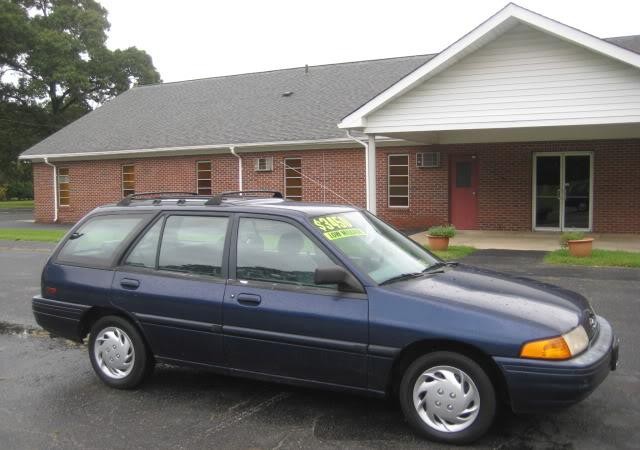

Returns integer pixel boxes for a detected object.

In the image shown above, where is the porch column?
[366,134,377,214]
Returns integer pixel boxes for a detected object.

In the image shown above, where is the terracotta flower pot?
[428,235,450,251]
[567,238,594,257]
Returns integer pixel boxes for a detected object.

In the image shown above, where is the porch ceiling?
[379,122,640,145]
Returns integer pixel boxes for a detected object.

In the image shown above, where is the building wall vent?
[254,157,274,172]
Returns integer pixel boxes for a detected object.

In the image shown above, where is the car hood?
[391,264,590,334]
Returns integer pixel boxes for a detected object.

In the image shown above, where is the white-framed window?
[284,158,302,201]
[196,161,212,195]
[122,164,135,197]
[388,154,409,207]
[58,167,70,206]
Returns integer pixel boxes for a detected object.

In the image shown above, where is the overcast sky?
[99,0,640,83]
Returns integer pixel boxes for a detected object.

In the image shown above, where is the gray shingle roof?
[21,54,433,157]
[20,33,640,158]
[605,35,640,53]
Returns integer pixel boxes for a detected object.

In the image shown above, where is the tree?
[0,0,161,197]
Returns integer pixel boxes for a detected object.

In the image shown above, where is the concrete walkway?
[410,230,640,251]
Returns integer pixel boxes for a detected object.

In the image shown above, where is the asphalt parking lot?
[0,245,638,449]
[0,208,70,230]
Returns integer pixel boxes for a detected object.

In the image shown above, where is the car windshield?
[310,211,440,284]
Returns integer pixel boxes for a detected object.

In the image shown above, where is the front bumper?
[494,316,619,413]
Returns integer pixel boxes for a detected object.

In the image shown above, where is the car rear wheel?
[399,351,496,444]
[88,316,153,389]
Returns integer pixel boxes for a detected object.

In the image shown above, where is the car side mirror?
[314,266,363,293]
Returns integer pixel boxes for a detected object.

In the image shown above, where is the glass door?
[535,155,561,229]
[534,153,592,231]
[563,155,591,229]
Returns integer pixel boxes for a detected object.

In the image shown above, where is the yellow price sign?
[313,215,366,240]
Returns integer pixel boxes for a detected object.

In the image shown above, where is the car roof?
[95,197,358,219]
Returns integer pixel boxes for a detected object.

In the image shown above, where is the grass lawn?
[0,200,34,209]
[427,245,477,261]
[0,228,66,243]
[545,249,640,268]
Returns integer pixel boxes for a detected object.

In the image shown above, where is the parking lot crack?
[204,392,292,436]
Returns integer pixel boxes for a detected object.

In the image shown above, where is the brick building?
[20,5,640,232]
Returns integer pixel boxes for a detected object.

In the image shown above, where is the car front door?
[112,213,230,367]
[223,215,369,389]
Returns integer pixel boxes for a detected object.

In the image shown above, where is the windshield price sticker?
[313,216,366,240]
[323,228,366,240]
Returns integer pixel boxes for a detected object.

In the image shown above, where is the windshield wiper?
[379,272,423,286]
[421,261,459,274]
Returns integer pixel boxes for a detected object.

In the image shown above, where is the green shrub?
[6,180,33,200]
[427,224,457,238]
[560,231,586,248]
[0,185,7,201]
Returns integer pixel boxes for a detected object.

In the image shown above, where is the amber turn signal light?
[520,336,572,360]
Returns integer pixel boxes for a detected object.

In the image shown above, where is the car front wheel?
[399,351,496,444]
[88,316,152,389]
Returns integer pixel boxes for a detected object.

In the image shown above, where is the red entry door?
[450,155,478,230]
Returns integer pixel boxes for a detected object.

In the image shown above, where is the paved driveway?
[0,246,638,449]
[0,208,70,230]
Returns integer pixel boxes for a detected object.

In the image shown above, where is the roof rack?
[116,190,284,207]
[117,191,200,206]
[205,190,283,205]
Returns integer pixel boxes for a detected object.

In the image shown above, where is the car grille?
[582,308,599,341]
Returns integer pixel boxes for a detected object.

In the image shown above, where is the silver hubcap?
[413,365,480,433]
[93,326,135,379]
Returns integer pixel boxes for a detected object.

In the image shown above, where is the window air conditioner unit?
[254,157,274,172]
[416,152,440,168]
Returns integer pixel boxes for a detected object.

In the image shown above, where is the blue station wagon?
[32,191,619,444]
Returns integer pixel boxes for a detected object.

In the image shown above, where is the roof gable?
[339,3,640,129]
[362,23,640,133]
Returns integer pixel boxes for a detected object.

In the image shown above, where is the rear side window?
[57,214,148,266]
[158,215,228,277]
[124,219,163,269]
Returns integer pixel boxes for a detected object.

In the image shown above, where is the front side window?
[57,214,148,266]
[388,154,409,207]
[58,167,70,206]
[236,218,335,287]
[122,165,135,197]
[311,211,438,284]
[158,215,228,277]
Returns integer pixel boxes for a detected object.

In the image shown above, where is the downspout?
[43,157,58,223]
[229,146,242,191]
[346,131,370,211]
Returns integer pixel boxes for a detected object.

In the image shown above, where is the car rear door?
[223,214,369,389]
[112,212,231,367]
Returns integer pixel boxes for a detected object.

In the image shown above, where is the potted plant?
[427,225,456,251]
[560,231,594,257]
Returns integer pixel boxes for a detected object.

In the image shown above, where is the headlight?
[520,325,589,360]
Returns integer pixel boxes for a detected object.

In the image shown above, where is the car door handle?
[236,293,261,306]
[120,278,140,290]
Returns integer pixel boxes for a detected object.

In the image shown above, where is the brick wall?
[33,148,366,223]
[375,139,640,233]
[32,139,640,233]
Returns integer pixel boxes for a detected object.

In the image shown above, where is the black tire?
[399,351,496,444]
[88,315,153,389]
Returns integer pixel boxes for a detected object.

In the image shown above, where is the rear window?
[57,214,148,266]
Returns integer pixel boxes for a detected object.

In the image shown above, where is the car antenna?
[279,160,357,207]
